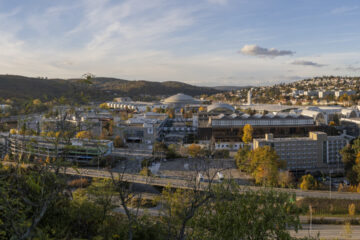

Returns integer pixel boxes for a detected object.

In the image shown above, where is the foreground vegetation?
[0,159,320,240]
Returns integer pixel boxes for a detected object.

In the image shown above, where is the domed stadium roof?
[163,93,198,104]
[207,103,235,113]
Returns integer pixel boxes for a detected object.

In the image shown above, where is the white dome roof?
[163,93,196,104]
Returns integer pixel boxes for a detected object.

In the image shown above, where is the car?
[216,172,224,182]
[197,173,204,182]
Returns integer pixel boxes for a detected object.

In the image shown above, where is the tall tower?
[247,89,252,105]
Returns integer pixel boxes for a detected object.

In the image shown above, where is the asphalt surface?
[290,224,360,239]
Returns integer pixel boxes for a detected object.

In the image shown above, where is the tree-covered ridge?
[0,75,220,101]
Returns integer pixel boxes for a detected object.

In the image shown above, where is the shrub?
[130,197,157,208]
[68,178,91,188]
[139,167,152,177]
[299,174,318,190]
[113,136,124,148]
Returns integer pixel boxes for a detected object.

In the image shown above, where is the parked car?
[216,172,224,182]
[197,173,204,182]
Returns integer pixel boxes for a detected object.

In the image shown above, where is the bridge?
[3,161,360,200]
[65,167,360,200]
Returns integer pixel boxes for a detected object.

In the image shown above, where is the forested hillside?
[0,75,220,101]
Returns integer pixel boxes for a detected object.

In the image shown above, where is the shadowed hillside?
[0,75,221,101]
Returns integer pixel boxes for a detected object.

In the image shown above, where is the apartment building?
[253,132,349,173]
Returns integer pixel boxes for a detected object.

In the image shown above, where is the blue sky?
[0,0,359,86]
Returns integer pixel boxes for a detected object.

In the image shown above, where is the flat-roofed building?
[198,112,321,143]
[253,132,350,173]
[6,134,113,164]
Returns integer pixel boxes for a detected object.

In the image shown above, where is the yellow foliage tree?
[76,131,92,139]
[349,203,356,216]
[198,106,205,112]
[99,103,109,109]
[251,146,281,186]
[32,99,42,105]
[242,124,253,144]
[9,129,17,135]
[188,144,202,158]
[299,174,318,190]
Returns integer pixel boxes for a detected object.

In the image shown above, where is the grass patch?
[297,197,360,216]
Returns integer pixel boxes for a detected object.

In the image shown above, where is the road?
[290,224,360,239]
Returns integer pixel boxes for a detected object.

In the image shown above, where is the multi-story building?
[123,114,162,146]
[6,134,113,163]
[334,90,356,98]
[198,112,321,143]
[0,104,11,112]
[253,132,350,173]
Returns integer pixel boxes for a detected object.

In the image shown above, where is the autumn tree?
[188,144,202,158]
[250,146,283,186]
[278,170,294,188]
[234,145,251,172]
[299,174,318,190]
[340,139,360,185]
[242,124,253,144]
[113,136,124,148]
[76,131,92,139]
[166,108,175,119]
[99,103,109,109]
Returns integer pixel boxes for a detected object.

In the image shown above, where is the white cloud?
[292,60,326,67]
[240,44,295,58]
[331,6,358,15]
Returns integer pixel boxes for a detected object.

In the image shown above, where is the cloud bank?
[240,44,295,58]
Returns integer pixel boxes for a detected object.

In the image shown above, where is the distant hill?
[0,75,221,101]
[213,86,252,91]
[70,78,220,97]
[0,75,74,99]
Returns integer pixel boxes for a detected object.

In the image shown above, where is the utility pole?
[309,204,312,237]
[329,170,332,199]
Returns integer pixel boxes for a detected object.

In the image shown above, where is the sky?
[0,0,360,87]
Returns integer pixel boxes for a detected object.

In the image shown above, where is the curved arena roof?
[207,103,235,113]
